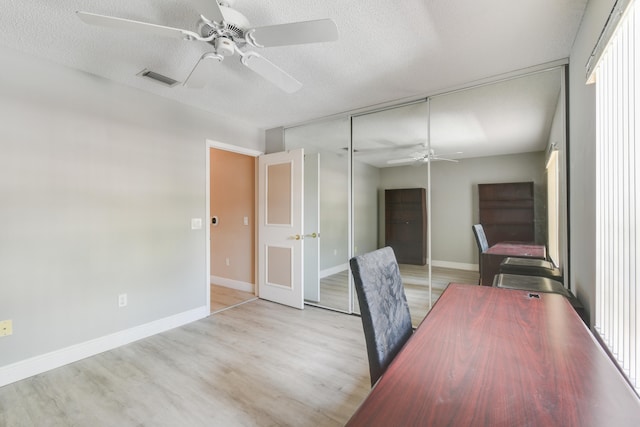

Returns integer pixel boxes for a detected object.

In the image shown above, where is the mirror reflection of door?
[280,66,567,325]
[303,153,320,302]
[285,118,351,312]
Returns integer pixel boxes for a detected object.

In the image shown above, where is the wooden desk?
[480,242,546,286]
[346,284,640,427]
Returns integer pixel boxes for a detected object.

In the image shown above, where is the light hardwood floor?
[0,300,370,427]
[210,284,257,313]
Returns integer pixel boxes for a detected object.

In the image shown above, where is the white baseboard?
[320,263,349,279]
[210,276,254,293]
[431,260,479,272]
[0,305,209,388]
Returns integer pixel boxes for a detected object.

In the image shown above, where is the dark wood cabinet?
[478,182,534,246]
[385,188,427,265]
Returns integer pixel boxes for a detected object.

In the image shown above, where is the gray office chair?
[472,224,489,253]
[472,224,489,285]
[350,247,413,386]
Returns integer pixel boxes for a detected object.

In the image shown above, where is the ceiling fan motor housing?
[198,6,250,42]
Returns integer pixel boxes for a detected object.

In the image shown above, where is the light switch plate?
[0,319,13,337]
[191,218,202,230]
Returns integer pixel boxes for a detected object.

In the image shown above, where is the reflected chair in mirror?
[472,224,489,285]
[350,247,413,386]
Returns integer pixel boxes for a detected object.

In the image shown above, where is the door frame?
[205,139,263,313]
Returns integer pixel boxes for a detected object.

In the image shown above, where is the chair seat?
[499,257,563,282]
[493,273,568,296]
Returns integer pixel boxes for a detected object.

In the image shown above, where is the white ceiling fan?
[76,0,339,93]
[387,149,462,165]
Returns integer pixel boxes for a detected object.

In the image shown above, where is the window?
[589,0,639,391]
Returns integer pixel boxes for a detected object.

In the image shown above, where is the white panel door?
[258,149,304,309]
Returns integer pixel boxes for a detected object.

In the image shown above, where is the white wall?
[0,46,262,377]
[568,0,616,326]
[380,152,546,268]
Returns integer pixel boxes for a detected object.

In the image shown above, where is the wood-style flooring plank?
[0,300,370,427]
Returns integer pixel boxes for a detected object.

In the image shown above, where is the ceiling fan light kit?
[76,0,338,93]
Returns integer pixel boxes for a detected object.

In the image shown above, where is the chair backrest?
[472,224,489,253]
[350,247,413,386]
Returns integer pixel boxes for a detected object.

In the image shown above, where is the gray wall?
[353,160,381,257]
[380,152,546,267]
[265,127,284,153]
[0,46,263,367]
[319,151,349,270]
[568,0,616,326]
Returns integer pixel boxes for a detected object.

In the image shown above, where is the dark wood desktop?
[346,284,640,427]
[480,242,546,285]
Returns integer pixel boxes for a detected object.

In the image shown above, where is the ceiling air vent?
[137,69,179,87]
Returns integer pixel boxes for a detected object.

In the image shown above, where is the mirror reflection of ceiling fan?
[76,0,339,93]
[387,149,462,165]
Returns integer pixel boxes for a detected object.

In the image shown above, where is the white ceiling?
[285,68,563,167]
[1,0,587,132]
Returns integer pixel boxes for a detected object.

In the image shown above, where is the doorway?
[206,141,261,314]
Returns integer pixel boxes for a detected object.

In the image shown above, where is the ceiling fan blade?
[241,52,302,93]
[387,158,417,165]
[433,151,463,157]
[184,53,223,88]
[76,11,199,40]
[246,19,338,47]
[190,0,225,23]
[433,157,459,163]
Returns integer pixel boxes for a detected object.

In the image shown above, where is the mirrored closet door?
[284,117,351,312]
[283,66,567,327]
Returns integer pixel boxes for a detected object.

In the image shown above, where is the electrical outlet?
[225,257,230,266]
[118,294,128,308]
[0,319,13,337]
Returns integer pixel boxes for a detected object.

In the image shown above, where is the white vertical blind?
[592,0,639,391]
[546,150,560,266]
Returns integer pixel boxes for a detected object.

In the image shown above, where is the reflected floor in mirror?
[308,265,479,327]
[210,284,257,314]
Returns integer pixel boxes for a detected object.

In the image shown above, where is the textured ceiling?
[1,0,587,131]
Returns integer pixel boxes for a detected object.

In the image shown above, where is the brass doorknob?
[305,232,319,238]
[290,234,302,240]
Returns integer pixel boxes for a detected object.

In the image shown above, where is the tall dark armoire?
[478,182,535,246]
[385,188,427,265]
